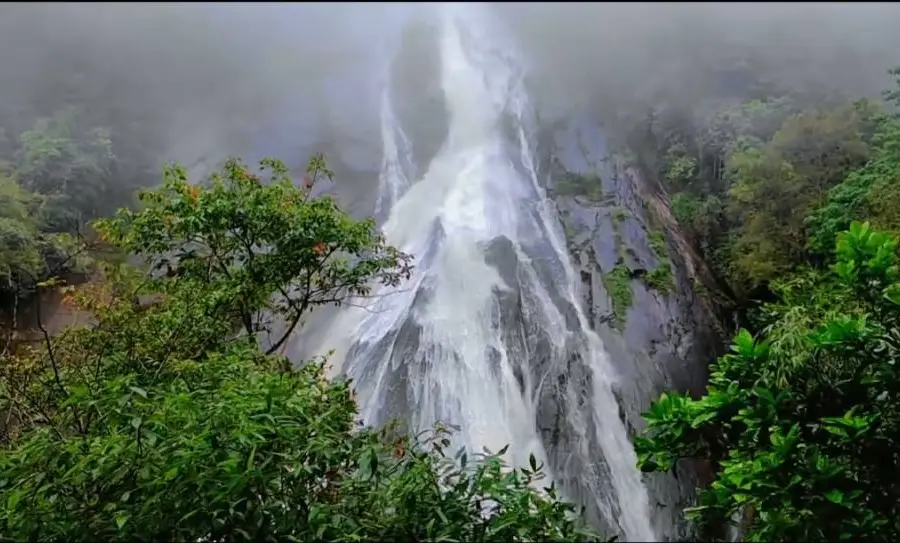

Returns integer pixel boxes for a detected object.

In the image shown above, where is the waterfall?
[374,87,415,222]
[312,4,656,541]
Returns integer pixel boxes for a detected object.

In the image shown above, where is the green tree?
[804,70,900,257]
[635,221,900,541]
[16,108,116,230]
[0,172,85,345]
[807,114,900,256]
[0,175,45,293]
[0,156,600,542]
[723,105,871,295]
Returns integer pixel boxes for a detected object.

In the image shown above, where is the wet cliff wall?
[540,116,730,540]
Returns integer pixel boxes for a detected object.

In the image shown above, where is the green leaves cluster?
[717,103,873,295]
[16,108,116,228]
[96,155,412,354]
[0,106,128,326]
[0,156,600,542]
[636,221,900,541]
[0,171,85,306]
[806,114,900,255]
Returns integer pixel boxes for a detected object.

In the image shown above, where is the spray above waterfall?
[311,4,656,541]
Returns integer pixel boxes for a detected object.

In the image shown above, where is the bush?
[636,221,900,541]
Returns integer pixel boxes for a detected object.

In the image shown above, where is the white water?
[314,4,656,541]
[373,87,414,221]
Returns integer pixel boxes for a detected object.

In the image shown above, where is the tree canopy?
[628,64,900,541]
[0,156,601,542]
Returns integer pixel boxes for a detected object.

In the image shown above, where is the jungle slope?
[613,56,900,543]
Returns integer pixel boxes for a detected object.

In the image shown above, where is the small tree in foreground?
[0,156,600,541]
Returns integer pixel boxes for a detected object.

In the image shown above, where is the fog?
[2,2,900,185]
[500,3,900,122]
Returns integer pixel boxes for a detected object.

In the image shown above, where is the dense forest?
[4,3,900,541]
[617,50,900,543]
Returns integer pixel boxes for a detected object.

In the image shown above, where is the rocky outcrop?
[541,116,729,540]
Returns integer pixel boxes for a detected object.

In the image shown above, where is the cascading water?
[373,87,415,222]
[314,4,656,541]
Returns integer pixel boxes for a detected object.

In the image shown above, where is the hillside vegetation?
[527,27,900,535]
[627,62,900,543]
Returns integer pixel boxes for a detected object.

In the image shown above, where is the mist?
[2,2,899,189]
[499,3,900,123]
[0,3,396,181]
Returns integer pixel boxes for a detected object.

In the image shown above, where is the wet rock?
[480,232,619,535]
[617,214,658,273]
[545,116,728,541]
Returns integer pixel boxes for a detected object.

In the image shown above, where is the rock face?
[539,115,729,540]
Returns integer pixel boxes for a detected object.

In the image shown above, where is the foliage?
[671,192,701,226]
[636,222,900,541]
[96,154,412,354]
[630,62,900,543]
[0,156,602,542]
[0,173,84,307]
[0,176,45,291]
[0,26,218,318]
[645,264,673,295]
[644,227,674,295]
[0,106,144,322]
[16,108,116,229]
[722,106,871,294]
[625,67,891,301]
[647,228,669,260]
[554,171,604,201]
[806,115,900,256]
[663,142,697,188]
[602,264,633,329]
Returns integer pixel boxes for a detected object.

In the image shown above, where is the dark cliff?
[540,116,730,540]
